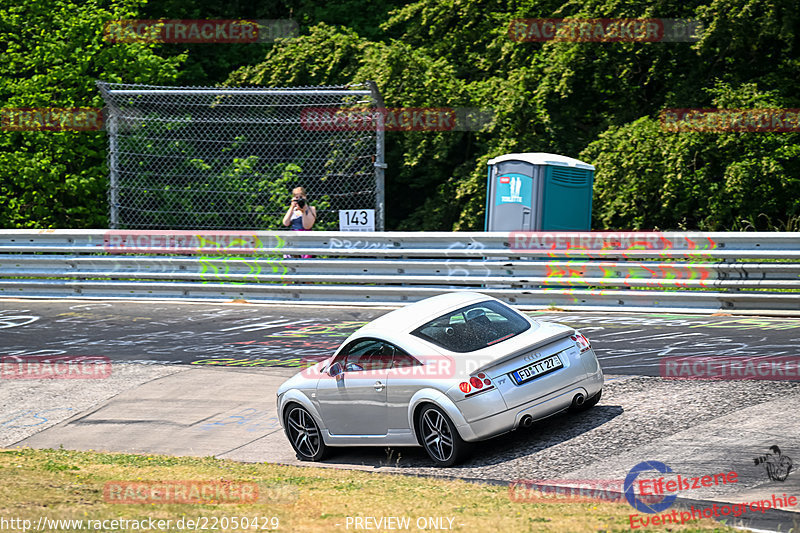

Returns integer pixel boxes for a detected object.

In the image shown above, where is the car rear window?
[411,300,531,353]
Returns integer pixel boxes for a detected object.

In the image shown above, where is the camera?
[296,198,306,208]
[754,445,782,465]
[753,455,770,466]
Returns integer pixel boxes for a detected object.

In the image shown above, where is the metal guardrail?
[1,230,800,313]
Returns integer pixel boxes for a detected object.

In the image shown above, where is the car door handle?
[374,380,385,392]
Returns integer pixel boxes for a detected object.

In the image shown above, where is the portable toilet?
[485,152,595,231]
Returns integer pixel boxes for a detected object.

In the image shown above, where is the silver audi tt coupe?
[277,292,603,466]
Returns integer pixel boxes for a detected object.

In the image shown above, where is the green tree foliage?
[4,0,800,230]
[0,0,183,228]
[226,22,493,230]
[226,24,368,87]
[583,83,800,230]
[227,0,800,230]
[137,0,412,84]
[582,0,800,230]
[135,0,286,85]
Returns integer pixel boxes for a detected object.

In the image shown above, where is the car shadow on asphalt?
[315,404,624,470]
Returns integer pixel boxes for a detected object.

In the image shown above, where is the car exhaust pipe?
[573,393,585,407]
[520,415,534,428]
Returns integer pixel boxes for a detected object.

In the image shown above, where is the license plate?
[511,354,563,385]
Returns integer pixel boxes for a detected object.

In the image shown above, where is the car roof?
[358,291,494,335]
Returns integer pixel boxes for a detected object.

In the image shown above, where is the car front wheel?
[418,405,469,467]
[284,404,327,461]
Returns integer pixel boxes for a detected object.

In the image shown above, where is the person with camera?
[282,186,316,230]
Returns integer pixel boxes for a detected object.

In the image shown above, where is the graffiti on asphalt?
[218,318,317,333]
[6,302,800,375]
[264,321,368,338]
[0,310,39,329]
[194,408,280,433]
[529,313,800,331]
[0,408,75,428]
[191,358,307,368]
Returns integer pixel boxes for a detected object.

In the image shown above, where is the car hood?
[276,361,325,396]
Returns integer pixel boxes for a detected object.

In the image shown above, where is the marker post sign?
[338,209,375,231]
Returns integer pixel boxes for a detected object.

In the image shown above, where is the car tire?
[284,404,328,461]
[417,405,470,467]
[569,389,602,412]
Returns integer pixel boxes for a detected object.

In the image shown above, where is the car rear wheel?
[418,405,469,467]
[284,404,327,461]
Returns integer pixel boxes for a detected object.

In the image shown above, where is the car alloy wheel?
[418,405,468,467]
[285,405,327,461]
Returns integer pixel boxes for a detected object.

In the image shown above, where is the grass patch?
[0,447,738,532]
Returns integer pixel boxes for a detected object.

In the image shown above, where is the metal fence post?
[367,81,386,231]
[108,113,119,229]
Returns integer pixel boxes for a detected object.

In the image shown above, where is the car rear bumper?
[456,370,603,442]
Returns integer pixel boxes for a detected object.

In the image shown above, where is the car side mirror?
[329,362,343,379]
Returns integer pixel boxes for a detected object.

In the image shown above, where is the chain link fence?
[97,82,384,230]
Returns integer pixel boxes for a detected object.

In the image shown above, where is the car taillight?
[571,333,591,352]
[460,373,495,398]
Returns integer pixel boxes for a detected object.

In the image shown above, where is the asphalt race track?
[2,299,800,531]
[4,300,800,373]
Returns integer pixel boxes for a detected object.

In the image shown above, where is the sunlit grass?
[0,447,738,532]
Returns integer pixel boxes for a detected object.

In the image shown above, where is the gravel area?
[383,376,800,499]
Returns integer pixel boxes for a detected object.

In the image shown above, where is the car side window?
[369,342,421,368]
[392,351,421,368]
[337,339,394,372]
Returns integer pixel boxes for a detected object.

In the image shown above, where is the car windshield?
[411,300,531,353]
